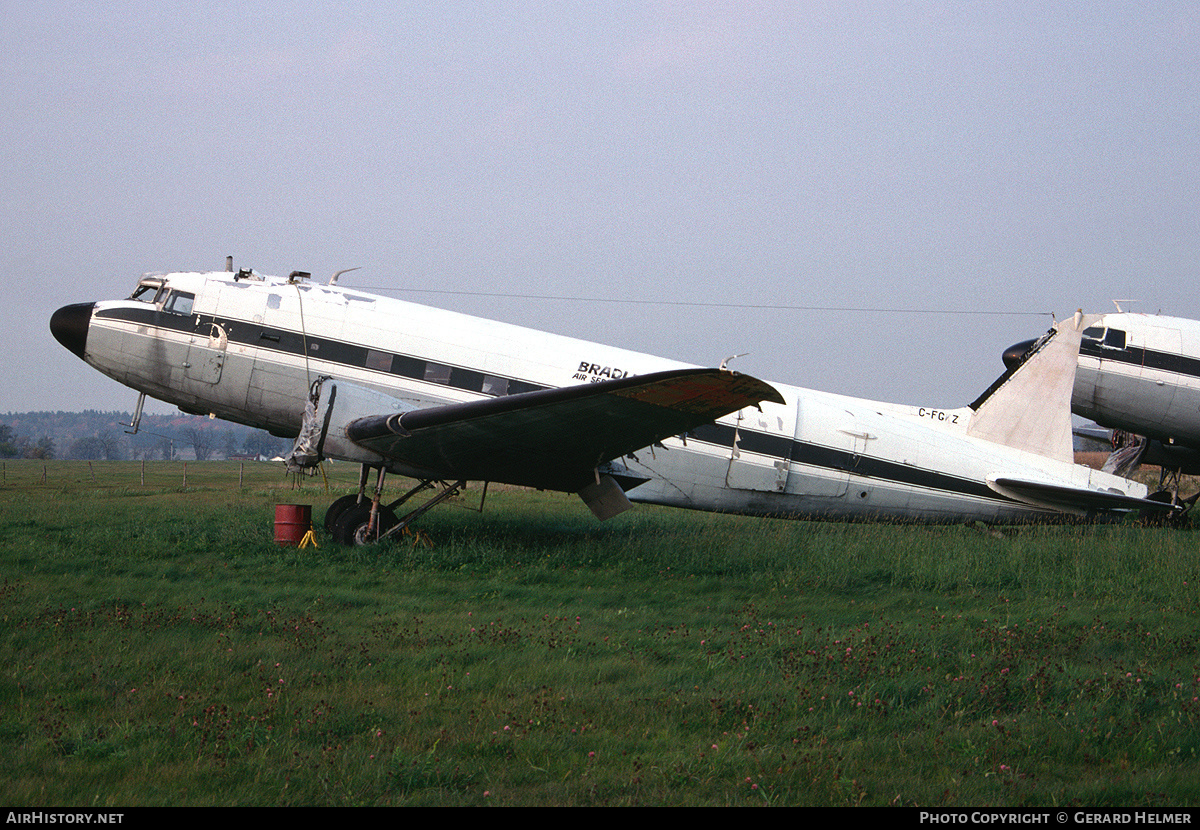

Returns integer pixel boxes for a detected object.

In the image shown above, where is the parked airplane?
[50,264,1165,543]
[1004,312,1200,503]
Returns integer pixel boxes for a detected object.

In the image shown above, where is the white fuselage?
[1074,312,1200,449]
[73,270,1146,523]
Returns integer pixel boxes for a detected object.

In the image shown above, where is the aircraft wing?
[344,368,785,492]
[986,476,1172,518]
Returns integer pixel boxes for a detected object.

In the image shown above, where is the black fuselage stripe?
[1081,341,1200,381]
[688,420,1000,502]
[95,305,1009,504]
[94,306,546,394]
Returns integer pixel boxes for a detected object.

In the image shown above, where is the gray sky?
[4,2,1198,416]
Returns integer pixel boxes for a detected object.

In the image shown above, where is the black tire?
[331,503,398,546]
[324,494,364,533]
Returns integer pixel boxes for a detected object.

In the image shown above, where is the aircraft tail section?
[966,311,1096,464]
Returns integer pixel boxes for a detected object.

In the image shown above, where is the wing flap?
[347,368,784,492]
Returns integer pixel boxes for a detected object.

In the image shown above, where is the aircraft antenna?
[719,353,748,371]
[1112,299,1137,312]
[330,267,362,286]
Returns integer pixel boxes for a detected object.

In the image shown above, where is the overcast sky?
[4,2,1198,416]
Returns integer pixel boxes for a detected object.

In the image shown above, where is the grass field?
[2,460,1200,806]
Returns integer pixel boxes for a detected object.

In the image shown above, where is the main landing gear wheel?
[324,494,364,533]
[330,503,399,546]
[323,464,468,546]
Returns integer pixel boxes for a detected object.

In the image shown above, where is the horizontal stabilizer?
[987,475,1171,517]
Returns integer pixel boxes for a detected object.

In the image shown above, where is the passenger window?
[423,363,452,385]
[481,375,509,396]
[364,349,392,372]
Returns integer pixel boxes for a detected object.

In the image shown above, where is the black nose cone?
[50,302,94,360]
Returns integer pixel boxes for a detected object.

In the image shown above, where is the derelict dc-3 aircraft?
[1005,310,1200,507]
[49,261,1169,544]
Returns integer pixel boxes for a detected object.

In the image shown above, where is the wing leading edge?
[346,368,785,493]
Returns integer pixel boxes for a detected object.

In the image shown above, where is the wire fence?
[0,459,363,492]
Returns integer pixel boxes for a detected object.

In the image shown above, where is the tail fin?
[965,311,1094,464]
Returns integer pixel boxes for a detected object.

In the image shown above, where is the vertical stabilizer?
[965,311,1096,464]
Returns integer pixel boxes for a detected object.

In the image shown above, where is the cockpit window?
[131,284,163,304]
[1081,326,1127,350]
[162,291,195,316]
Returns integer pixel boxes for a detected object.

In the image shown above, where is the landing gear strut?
[325,464,468,545]
[1145,466,1200,526]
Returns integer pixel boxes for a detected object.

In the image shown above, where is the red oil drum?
[274,504,312,547]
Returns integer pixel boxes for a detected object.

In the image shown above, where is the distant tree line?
[0,412,289,461]
[0,425,55,459]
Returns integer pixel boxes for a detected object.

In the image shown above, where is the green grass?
[2,460,1200,806]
